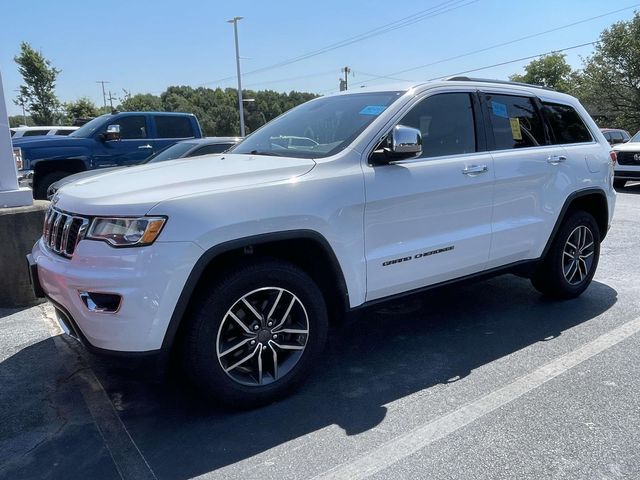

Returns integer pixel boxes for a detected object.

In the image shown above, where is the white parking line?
[315,314,640,480]
[41,305,157,480]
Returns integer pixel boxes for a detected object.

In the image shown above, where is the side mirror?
[103,124,121,141]
[387,125,422,159]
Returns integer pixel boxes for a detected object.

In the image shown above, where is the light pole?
[227,16,245,137]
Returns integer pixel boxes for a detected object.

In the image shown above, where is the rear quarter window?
[542,102,592,144]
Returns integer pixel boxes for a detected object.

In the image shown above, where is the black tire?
[613,179,627,189]
[531,210,600,299]
[34,171,69,200]
[182,259,328,408]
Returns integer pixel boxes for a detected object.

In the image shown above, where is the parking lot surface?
[2,185,640,480]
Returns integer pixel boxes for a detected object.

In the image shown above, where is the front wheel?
[182,260,328,408]
[531,210,601,299]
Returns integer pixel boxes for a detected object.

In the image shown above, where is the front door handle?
[547,155,567,164]
[138,144,153,150]
[462,165,488,176]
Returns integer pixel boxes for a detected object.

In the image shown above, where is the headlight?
[13,147,23,170]
[87,217,166,247]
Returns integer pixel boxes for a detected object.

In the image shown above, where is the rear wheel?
[182,259,328,408]
[531,211,600,299]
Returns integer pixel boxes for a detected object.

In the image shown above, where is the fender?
[540,187,609,259]
[161,229,349,350]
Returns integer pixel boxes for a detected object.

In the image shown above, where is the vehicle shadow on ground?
[83,275,617,479]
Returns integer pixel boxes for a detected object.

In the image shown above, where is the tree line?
[10,12,640,135]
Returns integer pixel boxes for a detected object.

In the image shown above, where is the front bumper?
[17,169,33,188]
[30,237,204,353]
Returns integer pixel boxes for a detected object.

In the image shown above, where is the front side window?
[23,129,50,136]
[231,91,404,159]
[399,93,476,158]
[154,116,194,138]
[542,102,592,144]
[116,116,147,139]
[486,94,546,150]
[55,129,74,136]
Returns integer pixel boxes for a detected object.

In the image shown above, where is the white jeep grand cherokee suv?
[28,78,616,407]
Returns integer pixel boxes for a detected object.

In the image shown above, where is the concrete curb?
[0,200,49,307]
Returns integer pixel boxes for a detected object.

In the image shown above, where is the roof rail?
[445,76,556,91]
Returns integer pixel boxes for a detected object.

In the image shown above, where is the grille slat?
[43,207,89,258]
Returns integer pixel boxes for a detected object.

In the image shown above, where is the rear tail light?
[610,151,617,164]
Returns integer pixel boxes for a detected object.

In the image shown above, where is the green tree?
[8,115,34,127]
[118,93,163,112]
[509,53,576,93]
[64,97,99,120]
[580,12,640,132]
[13,42,61,125]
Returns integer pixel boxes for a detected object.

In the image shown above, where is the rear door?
[93,114,153,167]
[483,92,568,265]
[363,90,495,301]
[150,115,197,153]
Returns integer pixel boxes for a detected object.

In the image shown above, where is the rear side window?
[154,116,194,139]
[188,143,234,156]
[542,102,592,144]
[486,94,546,150]
[23,129,50,136]
[399,92,476,158]
[54,129,73,136]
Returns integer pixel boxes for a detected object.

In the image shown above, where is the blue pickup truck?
[13,111,203,198]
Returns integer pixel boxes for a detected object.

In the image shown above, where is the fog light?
[79,291,122,313]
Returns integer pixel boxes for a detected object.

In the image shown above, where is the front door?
[363,91,495,301]
[94,115,153,167]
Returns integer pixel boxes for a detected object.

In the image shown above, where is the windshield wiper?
[248,150,283,157]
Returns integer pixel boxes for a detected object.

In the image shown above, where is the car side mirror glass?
[104,124,121,141]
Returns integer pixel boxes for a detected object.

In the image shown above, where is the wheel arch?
[161,230,349,351]
[541,187,609,259]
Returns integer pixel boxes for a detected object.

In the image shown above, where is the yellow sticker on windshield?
[510,117,522,141]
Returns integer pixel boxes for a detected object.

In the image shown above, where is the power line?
[95,80,110,109]
[197,0,477,87]
[360,3,640,86]
[427,40,599,80]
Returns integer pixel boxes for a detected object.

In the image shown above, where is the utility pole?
[96,80,110,110]
[340,66,351,91]
[107,91,117,111]
[14,89,27,125]
[227,16,245,137]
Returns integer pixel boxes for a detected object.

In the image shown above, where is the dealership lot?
[1,186,640,479]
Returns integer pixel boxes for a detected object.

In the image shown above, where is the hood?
[54,153,316,216]
[613,142,640,152]
[13,135,87,148]
[50,166,125,191]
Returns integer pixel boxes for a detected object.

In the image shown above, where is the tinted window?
[542,102,592,144]
[487,94,546,149]
[10,130,15,137]
[54,129,74,136]
[603,131,612,142]
[622,131,631,141]
[23,129,50,136]
[154,116,194,138]
[188,143,234,156]
[145,142,196,163]
[612,132,624,142]
[399,93,476,158]
[117,116,147,139]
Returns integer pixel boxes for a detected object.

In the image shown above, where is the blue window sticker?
[491,101,508,118]
[359,105,387,116]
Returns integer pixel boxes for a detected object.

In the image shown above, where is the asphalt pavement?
[2,184,640,480]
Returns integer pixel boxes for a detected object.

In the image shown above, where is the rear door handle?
[138,144,153,150]
[462,165,488,176]
[547,155,567,164]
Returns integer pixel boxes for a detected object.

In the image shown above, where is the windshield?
[630,131,640,143]
[69,115,110,138]
[145,142,197,163]
[230,91,404,159]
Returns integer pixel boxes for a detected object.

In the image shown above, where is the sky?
[1,0,639,117]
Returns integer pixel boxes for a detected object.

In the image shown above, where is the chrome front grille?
[43,207,89,258]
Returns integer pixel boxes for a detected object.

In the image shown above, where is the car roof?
[11,126,78,131]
